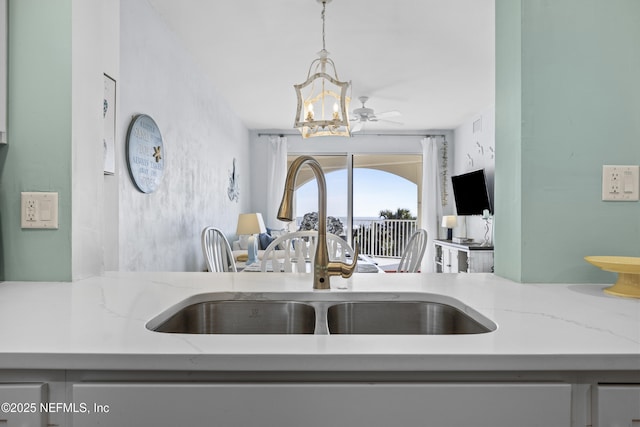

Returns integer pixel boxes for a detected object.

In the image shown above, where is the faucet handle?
[327,245,359,278]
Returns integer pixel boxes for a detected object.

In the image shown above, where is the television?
[451,169,492,215]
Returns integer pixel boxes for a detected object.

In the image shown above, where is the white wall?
[102,0,120,272]
[71,0,119,280]
[112,0,251,272]
[451,105,495,242]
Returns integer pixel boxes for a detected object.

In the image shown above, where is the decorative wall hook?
[228,158,239,202]
[441,138,449,206]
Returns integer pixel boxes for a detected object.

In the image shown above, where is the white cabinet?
[73,382,570,427]
[596,385,640,427]
[0,383,47,427]
[434,239,494,273]
[440,244,459,273]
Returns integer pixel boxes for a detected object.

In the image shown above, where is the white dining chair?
[260,231,354,273]
[201,226,237,272]
[397,228,428,273]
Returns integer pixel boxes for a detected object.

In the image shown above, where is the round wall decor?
[125,114,165,193]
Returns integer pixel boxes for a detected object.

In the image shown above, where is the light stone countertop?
[0,272,638,372]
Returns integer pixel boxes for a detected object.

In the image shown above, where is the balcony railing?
[353,219,418,258]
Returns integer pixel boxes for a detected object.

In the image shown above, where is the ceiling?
[147,0,495,133]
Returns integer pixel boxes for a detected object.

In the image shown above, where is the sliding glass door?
[353,154,420,258]
[288,153,421,258]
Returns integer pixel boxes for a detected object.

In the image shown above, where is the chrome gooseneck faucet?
[277,156,358,290]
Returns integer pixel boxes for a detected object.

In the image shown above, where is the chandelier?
[294,0,351,138]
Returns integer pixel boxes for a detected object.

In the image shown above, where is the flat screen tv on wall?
[451,169,492,215]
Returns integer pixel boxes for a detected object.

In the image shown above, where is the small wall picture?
[103,74,116,175]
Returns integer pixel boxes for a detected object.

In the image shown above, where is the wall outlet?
[602,165,639,201]
[21,192,59,229]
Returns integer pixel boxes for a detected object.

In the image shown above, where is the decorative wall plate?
[126,114,164,193]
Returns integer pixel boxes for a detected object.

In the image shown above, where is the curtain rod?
[257,132,447,138]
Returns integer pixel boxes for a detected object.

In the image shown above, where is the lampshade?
[293,0,351,138]
[236,213,266,235]
[441,215,457,229]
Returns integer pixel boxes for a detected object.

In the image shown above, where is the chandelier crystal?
[294,0,350,138]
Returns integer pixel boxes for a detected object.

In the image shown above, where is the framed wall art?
[103,74,116,175]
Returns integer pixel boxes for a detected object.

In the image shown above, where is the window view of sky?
[295,169,418,219]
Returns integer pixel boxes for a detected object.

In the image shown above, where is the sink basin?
[327,301,491,334]
[147,292,496,335]
[151,300,316,334]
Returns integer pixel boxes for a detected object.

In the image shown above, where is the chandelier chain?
[321,1,326,51]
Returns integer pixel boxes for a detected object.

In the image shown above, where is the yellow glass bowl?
[584,256,640,298]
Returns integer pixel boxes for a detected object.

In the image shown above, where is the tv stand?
[434,239,494,273]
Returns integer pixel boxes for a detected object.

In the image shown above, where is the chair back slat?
[201,226,237,272]
[260,231,354,273]
[397,229,428,273]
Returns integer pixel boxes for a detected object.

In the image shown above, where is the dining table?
[239,254,385,273]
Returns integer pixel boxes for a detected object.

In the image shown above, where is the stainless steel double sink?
[146,292,496,335]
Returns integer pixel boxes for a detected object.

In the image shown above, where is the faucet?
[277,155,358,290]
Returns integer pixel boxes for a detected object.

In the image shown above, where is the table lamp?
[441,215,457,240]
[236,213,266,265]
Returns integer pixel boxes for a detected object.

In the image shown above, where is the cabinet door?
[468,251,494,273]
[73,382,570,427]
[597,385,640,427]
[442,248,458,273]
[0,383,47,427]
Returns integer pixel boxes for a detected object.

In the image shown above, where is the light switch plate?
[602,165,639,201]
[21,192,59,229]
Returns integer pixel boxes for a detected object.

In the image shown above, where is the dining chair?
[397,228,428,273]
[201,226,237,272]
[260,231,354,272]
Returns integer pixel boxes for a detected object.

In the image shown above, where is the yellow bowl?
[584,256,640,298]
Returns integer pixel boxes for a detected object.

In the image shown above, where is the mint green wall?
[0,0,72,281]
[495,0,640,283]
[494,0,522,281]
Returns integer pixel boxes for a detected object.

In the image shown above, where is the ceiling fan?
[350,96,402,133]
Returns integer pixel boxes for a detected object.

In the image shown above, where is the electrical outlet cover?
[21,192,59,229]
[602,165,639,201]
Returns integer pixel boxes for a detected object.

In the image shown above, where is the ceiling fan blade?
[375,110,402,119]
[377,119,404,126]
[350,121,364,133]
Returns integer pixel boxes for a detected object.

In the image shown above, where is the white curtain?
[266,136,288,230]
[420,136,443,272]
